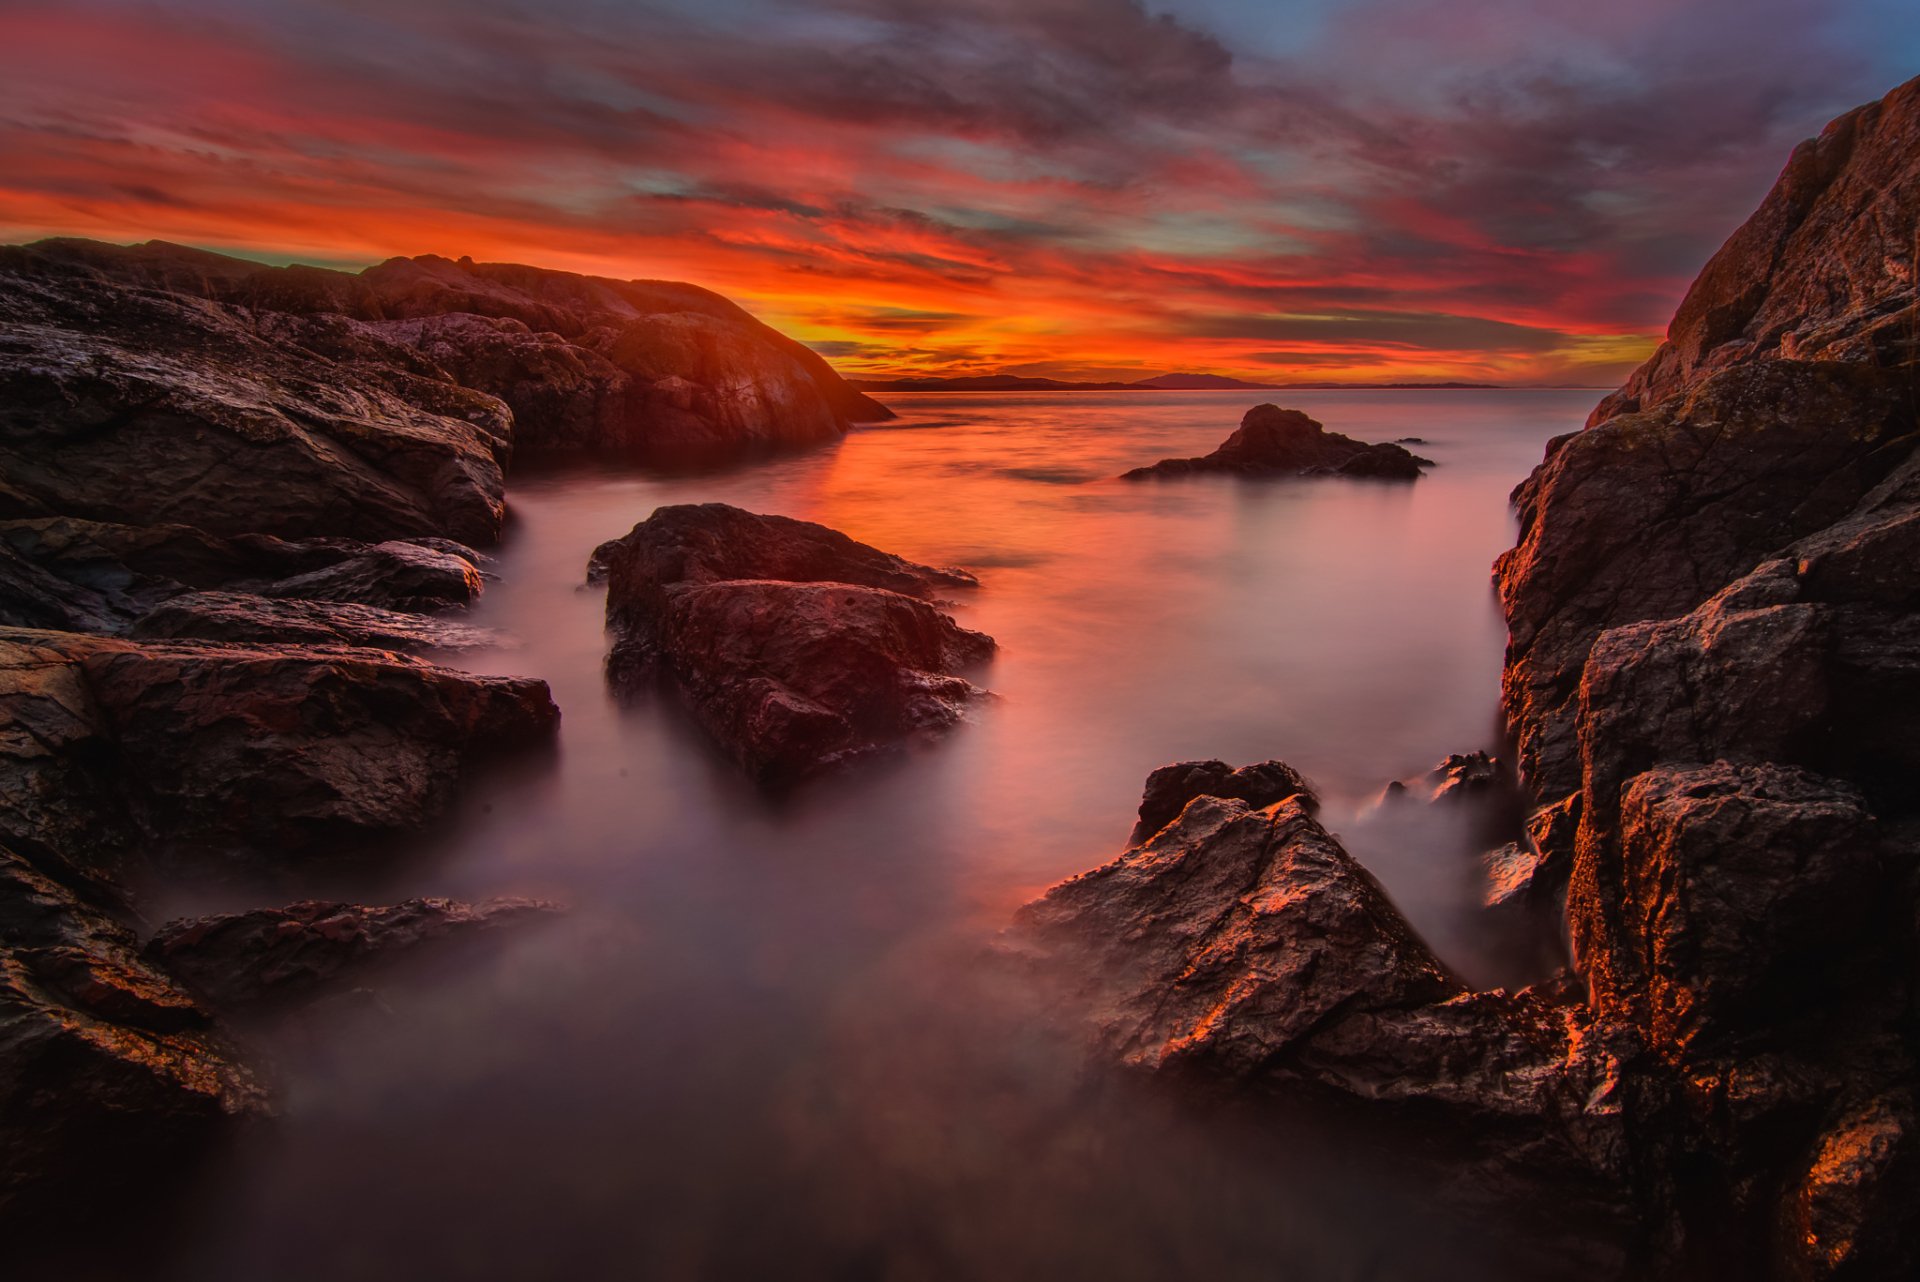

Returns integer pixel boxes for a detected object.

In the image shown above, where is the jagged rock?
[0,628,557,869]
[0,245,513,545]
[1782,1092,1920,1282]
[132,592,499,651]
[0,846,265,1223]
[1129,757,1316,843]
[145,897,558,1011]
[596,504,991,783]
[1008,782,1631,1239]
[1487,75,1920,1275]
[1121,405,1432,480]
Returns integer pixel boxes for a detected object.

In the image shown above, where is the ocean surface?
[159,389,1601,1281]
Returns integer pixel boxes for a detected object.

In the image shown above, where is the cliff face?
[1496,75,1920,1277]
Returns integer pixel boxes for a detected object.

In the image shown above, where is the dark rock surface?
[596,503,991,784]
[1,239,888,478]
[1489,75,1920,1278]
[1009,778,1632,1244]
[0,845,265,1223]
[132,591,501,651]
[0,628,558,870]
[146,897,558,1012]
[1129,757,1316,843]
[1122,404,1432,480]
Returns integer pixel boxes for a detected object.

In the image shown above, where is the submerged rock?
[146,897,558,1012]
[1122,405,1432,480]
[595,504,991,784]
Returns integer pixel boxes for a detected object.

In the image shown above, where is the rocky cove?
[0,74,1917,1282]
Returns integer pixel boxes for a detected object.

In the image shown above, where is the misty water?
[157,390,1601,1281]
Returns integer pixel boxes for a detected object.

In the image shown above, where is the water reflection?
[167,390,1596,1281]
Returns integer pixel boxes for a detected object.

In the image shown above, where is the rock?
[0,845,265,1224]
[0,244,513,546]
[1008,782,1631,1235]
[255,539,484,611]
[0,627,558,869]
[132,592,500,651]
[145,897,558,1011]
[1129,757,1316,843]
[2,239,890,472]
[1121,405,1432,480]
[1782,1092,1920,1282]
[597,504,991,783]
[1485,75,1920,1273]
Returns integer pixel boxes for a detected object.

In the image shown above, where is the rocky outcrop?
[0,845,265,1224]
[130,591,501,651]
[1121,404,1432,480]
[1129,757,1317,843]
[1489,75,1920,1278]
[2,238,889,473]
[146,897,558,1012]
[1009,771,1632,1246]
[595,504,991,784]
[0,628,557,873]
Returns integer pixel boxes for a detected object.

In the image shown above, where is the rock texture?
[1488,75,1920,1279]
[595,503,991,783]
[1,239,889,483]
[1009,773,1632,1244]
[146,897,558,1012]
[1121,404,1432,480]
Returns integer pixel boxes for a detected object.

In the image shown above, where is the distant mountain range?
[847,372,1500,392]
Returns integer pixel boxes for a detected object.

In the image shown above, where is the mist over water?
[163,390,1598,1281]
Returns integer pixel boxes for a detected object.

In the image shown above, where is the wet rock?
[1782,1092,1920,1282]
[1485,76,1920,1273]
[1129,757,1316,843]
[146,897,558,1011]
[597,504,991,783]
[1009,783,1631,1232]
[1122,405,1432,480]
[0,244,512,546]
[255,539,484,611]
[0,627,557,869]
[0,845,265,1223]
[3,238,890,473]
[132,591,500,651]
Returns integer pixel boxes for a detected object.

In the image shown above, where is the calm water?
[162,390,1598,1281]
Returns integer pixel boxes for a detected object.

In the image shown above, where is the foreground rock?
[0,846,265,1223]
[1490,76,1920,1278]
[147,897,558,1012]
[0,628,558,872]
[1122,404,1432,480]
[594,504,991,784]
[1009,766,1631,1245]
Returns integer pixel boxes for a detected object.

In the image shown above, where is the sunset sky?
[3,0,1917,384]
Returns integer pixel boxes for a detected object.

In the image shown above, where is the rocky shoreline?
[1014,74,1920,1280]
[0,241,892,1234]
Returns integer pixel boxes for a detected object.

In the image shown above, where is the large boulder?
[0,628,558,871]
[595,504,990,784]
[1122,404,1431,480]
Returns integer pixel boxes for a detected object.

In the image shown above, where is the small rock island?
[1121,404,1433,480]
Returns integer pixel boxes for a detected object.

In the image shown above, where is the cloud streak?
[0,0,1914,383]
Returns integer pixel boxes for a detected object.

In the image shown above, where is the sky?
[2,1,1916,384]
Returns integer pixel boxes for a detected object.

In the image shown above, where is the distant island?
[847,372,1501,392]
